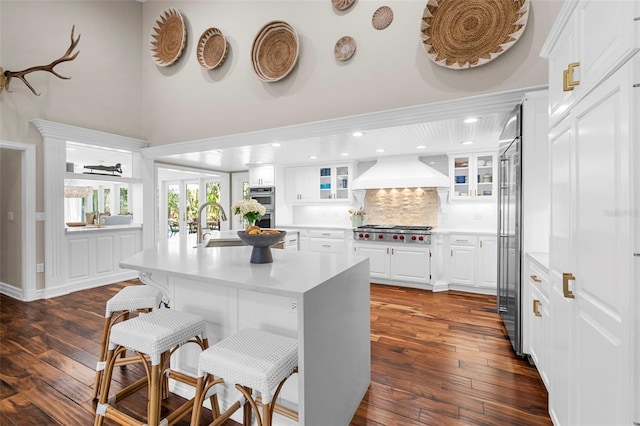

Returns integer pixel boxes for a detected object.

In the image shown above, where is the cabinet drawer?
[309,230,345,239]
[449,234,478,246]
[309,239,345,253]
[528,259,549,297]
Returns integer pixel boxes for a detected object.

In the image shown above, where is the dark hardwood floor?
[0,280,551,426]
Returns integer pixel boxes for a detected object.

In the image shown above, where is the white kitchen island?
[120,239,371,426]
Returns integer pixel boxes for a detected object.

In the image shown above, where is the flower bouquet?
[232,199,267,229]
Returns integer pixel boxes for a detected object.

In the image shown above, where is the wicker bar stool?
[190,328,298,426]
[93,285,167,400]
[94,309,209,426]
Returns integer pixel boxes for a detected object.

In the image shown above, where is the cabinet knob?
[562,62,580,92]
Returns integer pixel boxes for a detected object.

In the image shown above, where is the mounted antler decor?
[0,26,80,96]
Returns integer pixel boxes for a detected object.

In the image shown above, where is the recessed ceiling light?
[376,149,385,153]
[308,155,318,159]
[271,143,281,147]
[416,145,426,149]
[461,141,474,145]
[464,117,479,124]
[352,131,364,137]
[341,152,350,156]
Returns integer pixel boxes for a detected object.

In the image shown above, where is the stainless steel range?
[353,225,433,244]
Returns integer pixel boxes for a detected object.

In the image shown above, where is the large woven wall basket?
[420,0,530,69]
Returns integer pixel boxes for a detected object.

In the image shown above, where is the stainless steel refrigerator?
[497,104,523,356]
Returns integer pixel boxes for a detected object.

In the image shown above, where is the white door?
[354,244,389,279]
[390,246,429,283]
[548,116,574,426]
[570,61,633,425]
[477,236,497,289]
[449,245,475,285]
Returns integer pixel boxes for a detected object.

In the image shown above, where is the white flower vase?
[351,215,363,227]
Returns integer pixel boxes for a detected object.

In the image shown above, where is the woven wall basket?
[149,8,187,67]
[420,0,530,69]
[251,21,299,82]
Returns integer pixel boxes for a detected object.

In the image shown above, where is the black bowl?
[237,230,286,263]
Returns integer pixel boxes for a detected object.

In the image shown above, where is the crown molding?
[31,119,148,151]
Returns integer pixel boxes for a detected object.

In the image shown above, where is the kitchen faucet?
[196,202,227,244]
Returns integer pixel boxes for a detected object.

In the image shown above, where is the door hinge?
[634,16,640,21]
[634,83,640,88]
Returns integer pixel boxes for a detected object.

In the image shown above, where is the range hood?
[352,155,450,189]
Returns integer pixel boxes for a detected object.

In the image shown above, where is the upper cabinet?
[318,164,352,201]
[285,166,317,204]
[249,164,275,187]
[543,0,639,126]
[449,152,497,200]
[285,162,354,204]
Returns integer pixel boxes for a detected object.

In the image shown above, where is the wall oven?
[248,186,275,210]
[254,210,275,229]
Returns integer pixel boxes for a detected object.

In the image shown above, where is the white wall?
[141,0,562,146]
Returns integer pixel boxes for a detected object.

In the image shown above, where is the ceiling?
[66,89,531,178]
[161,111,508,172]
[143,88,532,174]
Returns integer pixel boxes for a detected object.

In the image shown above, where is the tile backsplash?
[364,188,438,226]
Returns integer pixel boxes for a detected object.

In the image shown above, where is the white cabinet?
[249,165,275,187]
[284,163,353,204]
[524,257,551,391]
[308,229,346,254]
[447,233,497,293]
[448,236,476,285]
[66,228,142,286]
[285,166,317,204]
[449,153,497,200]
[318,164,352,201]
[353,244,390,279]
[354,243,430,285]
[546,0,638,127]
[542,2,638,423]
[477,235,497,289]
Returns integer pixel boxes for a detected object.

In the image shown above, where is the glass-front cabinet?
[319,164,351,201]
[449,152,497,200]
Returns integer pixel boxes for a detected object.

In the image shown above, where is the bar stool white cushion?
[198,328,298,404]
[109,309,207,365]
[104,285,163,317]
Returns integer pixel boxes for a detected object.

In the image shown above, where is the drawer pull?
[322,244,331,248]
[322,233,331,236]
[530,274,542,283]
[533,300,542,317]
[562,272,576,299]
[563,62,580,92]
[455,239,468,242]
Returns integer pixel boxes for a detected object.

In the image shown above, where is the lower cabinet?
[66,228,142,288]
[524,256,551,390]
[353,243,430,284]
[447,234,497,293]
[308,229,346,254]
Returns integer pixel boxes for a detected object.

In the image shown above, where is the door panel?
[572,64,632,425]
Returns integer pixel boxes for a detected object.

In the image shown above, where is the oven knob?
[418,236,424,241]
[364,233,370,238]
[378,234,384,239]
[411,236,417,241]
[358,233,364,238]
[392,235,398,240]
[399,235,405,240]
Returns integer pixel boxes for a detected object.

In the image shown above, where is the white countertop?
[120,238,367,298]
[65,223,143,233]
[276,224,353,231]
